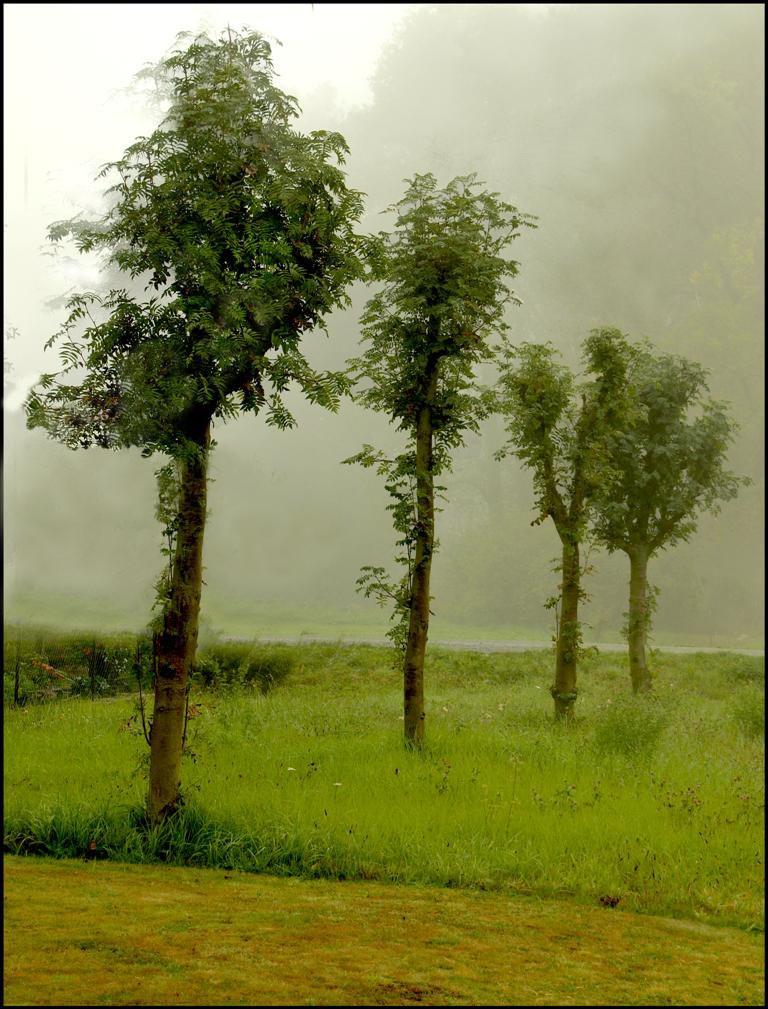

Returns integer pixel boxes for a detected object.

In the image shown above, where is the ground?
[4,857,764,1006]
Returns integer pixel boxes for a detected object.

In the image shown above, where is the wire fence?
[3,626,294,706]
[3,626,153,706]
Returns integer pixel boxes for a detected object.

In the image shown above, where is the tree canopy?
[27,29,369,460]
[591,346,748,556]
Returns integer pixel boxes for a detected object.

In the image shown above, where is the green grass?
[4,644,764,931]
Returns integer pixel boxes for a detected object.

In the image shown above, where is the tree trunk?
[13,638,21,707]
[402,365,439,749]
[148,416,211,823]
[553,538,580,721]
[89,638,97,700]
[627,544,652,693]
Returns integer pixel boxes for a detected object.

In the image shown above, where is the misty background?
[4,3,764,645]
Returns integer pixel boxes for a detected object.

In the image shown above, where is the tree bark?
[553,538,580,721]
[627,544,652,693]
[148,415,211,823]
[89,639,97,700]
[13,639,21,707]
[403,363,439,749]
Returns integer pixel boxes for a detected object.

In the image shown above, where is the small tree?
[25,30,367,821]
[346,173,534,747]
[590,344,748,692]
[496,329,635,720]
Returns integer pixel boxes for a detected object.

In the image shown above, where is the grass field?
[4,857,764,1006]
[4,643,764,933]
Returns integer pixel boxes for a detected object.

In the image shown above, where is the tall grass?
[4,643,764,929]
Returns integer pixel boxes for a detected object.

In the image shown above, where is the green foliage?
[720,654,765,685]
[732,687,764,740]
[496,329,638,538]
[350,173,534,451]
[345,446,439,654]
[593,696,669,761]
[25,28,368,462]
[591,343,749,557]
[151,461,182,623]
[192,643,294,693]
[69,675,111,698]
[346,174,534,644]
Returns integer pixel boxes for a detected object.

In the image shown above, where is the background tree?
[496,329,635,721]
[25,29,367,821]
[346,173,534,747]
[590,345,748,693]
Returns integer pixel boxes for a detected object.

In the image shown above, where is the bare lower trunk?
[628,544,652,693]
[553,539,580,721]
[148,417,211,823]
[403,366,438,749]
[88,639,97,700]
[13,641,21,706]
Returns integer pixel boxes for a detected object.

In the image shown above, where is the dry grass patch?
[4,857,763,1006]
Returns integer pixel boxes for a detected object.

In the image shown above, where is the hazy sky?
[3,3,419,398]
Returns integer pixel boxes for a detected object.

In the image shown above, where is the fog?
[4,3,764,646]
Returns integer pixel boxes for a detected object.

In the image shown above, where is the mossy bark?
[148,417,211,823]
[403,363,439,749]
[627,544,652,693]
[553,539,580,721]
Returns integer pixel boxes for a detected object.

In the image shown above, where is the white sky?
[2,3,420,402]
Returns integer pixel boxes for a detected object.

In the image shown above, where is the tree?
[590,344,748,692]
[346,173,534,747]
[341,4,762,645]
[496,329,635,720]
[25,30,367,822]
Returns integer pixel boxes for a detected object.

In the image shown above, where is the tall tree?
[339,3,762,644]
[25,30,367,821]
[590,345,748,692]
[496,329,635,720]
[346,173,534,747]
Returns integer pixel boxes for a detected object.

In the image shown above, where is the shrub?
[69,675,113,698]
[732,688,764,739]
[593,696,668,761]
[721,655,764,685]
[192,643,294,694]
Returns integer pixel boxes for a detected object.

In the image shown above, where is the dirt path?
[4,857,763,1006]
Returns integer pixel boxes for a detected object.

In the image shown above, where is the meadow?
[4,640,764,932]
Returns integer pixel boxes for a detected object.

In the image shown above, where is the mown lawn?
[4,644,763,930]
[3,857,764,1006]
